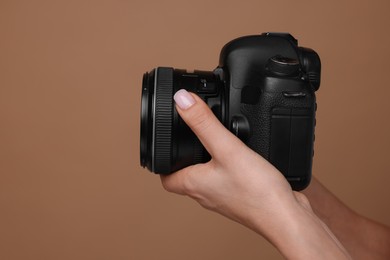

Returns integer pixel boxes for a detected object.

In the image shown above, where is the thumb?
[173,89,242,160]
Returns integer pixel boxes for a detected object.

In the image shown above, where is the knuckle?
[161,178,174,193]
[181,170,196,195]
[294,192,312,211]
[161,167,197,196]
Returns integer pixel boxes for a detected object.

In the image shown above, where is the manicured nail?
[174,89,196,110]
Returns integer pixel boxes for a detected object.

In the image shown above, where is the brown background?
[1,0,389,259]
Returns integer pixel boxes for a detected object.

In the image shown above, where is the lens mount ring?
[152,67,174,173]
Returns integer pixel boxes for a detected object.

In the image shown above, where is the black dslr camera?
[140,33,321,190]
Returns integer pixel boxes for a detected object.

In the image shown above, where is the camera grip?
[241,91,315,190]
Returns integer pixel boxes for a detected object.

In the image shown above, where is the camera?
[140,32,321,190]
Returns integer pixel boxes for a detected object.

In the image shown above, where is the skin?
[161,90,351,259]
[303,178,390,259]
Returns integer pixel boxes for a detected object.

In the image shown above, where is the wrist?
[247,195,350,259]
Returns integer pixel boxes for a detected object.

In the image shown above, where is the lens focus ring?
[153,67,174,173]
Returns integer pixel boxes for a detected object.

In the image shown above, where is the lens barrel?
[140,67,174,173]
[140,67,223,174]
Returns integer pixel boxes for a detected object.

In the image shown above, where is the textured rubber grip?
[153,67,173,173]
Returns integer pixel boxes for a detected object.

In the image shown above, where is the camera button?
[283,92,306,98]
[266,56,301,77]
[197,78,217,94]
[231,116,250,142]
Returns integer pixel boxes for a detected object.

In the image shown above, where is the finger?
[160,163,209,195]
[173,89,244,160]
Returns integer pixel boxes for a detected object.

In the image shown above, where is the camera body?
[140,33,321,191]
[217,33,320,190]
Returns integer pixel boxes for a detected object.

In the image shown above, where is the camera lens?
[140,67,174,173]
[140,67,224,174]
[140,70,158,171]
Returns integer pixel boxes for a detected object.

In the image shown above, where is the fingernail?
[174,89,196,110]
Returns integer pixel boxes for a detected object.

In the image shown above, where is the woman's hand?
[161,89,297,222]
[161,89,350,259]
